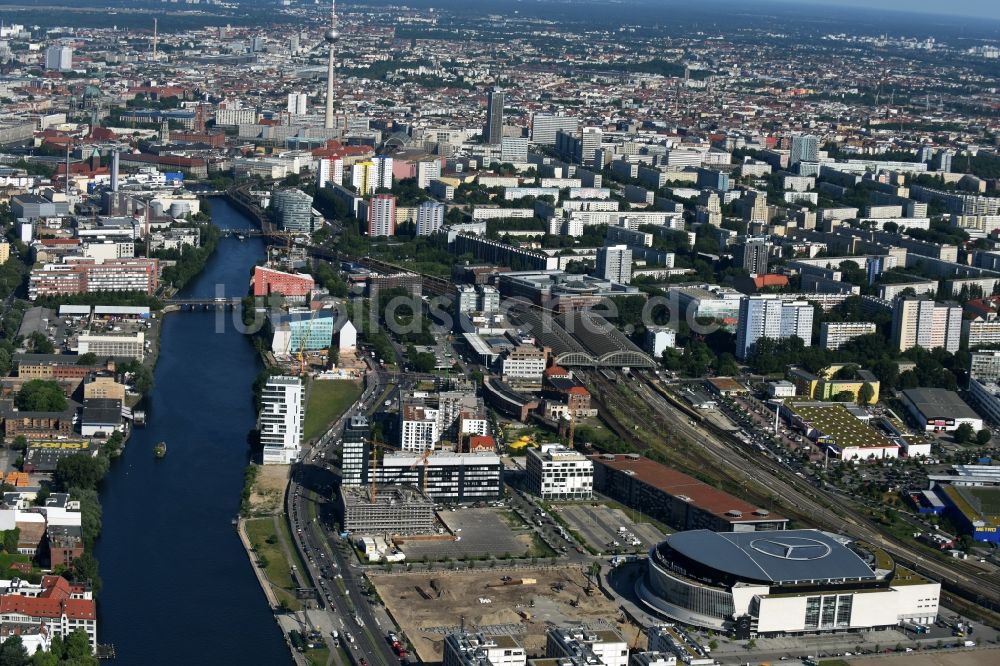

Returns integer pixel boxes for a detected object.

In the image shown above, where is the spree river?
[93,199,292,664]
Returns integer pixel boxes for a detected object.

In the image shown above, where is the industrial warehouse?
[637,529,940,637]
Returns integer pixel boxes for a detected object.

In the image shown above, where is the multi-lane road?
[285,367,403,666]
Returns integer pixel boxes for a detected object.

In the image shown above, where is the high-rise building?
[351,157,392,195]
[789,134,819,166]
[415,201,445,236]
[323,0,340,130]
[530,113,579,145]
[970,350,1000,382]
[736,296,813,359]
[500,136,528,163]
[367,193,396,237]
[484,88,505,144]
[259,376,304,465]
[932,150,953,173]
[341,414,370,486]
[891,297,962,354]
[596,244,632,284]
[743,190,769,223]
[734,237,770,275]
[286,92,308,115]
[316,157,343,188]
[44,45,72,71]
[271,188,314,233]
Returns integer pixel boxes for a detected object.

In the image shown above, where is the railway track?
[583,368,1000,619]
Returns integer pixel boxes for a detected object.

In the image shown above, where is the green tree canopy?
[54,455,109,492]
[15,380,68,412]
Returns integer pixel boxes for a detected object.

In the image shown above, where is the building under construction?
[338,485,435,535]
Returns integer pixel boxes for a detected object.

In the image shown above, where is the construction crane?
[369,436,380,502]
[297,309,317,375]
[387,447,432,492]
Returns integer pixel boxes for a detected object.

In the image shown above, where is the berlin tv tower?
[324,0,339,130]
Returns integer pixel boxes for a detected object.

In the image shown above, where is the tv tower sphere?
[325,28,339,43]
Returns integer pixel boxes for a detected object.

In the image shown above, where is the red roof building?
[252,265,315,298]
[0,575,96,649]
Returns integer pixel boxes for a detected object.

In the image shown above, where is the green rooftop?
[788,401,895,450]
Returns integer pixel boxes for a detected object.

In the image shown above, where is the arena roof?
[664,529,878,584]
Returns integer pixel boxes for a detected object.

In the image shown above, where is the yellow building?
[83,375,127,402]
[0,242,9,264]
[788,364,880,404]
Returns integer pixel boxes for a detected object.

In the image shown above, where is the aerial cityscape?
[0,0,999,664]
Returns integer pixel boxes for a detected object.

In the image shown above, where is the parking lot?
[399,508,532,560]
[557,504,665,554]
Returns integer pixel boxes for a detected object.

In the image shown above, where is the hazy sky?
[777,0,1000,20]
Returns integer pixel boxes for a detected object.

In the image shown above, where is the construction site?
[370,566,642,663]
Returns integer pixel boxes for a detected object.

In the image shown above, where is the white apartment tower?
[736,296,813,359]
[259,376,304,465]
[891,298,962,354]
[596,244,632,284]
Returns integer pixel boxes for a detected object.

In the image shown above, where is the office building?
[932,150,953,173]
[531,113,579,145]
[416,201,445,236]
[271,188,314,234]
[484,89,505,144]
[970,350,1000,382]
[639,529,939,635]
[252,266,315,299]
[644,328,677,358]
[76,332,144,360]
[341,415,370,486]
[596,244,632,284]
[367,194,396,237]
[444,632,526,666]
[29,258,159,300]
[44,45,72,71]
[696,168,730,192]
[286,92,308,115]
[789,134,819,166]
[736,297,813,359]
[891,298,962,354]
[733,238,769,275]
[258,376,304,465]
[374,452,503,503]
[501,137,529,163]
[526,444,593,501]
[546,627,627,666]
[819,322,877,350]
[592,453,787,532]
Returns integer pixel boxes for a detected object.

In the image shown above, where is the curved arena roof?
[662,529,879,584]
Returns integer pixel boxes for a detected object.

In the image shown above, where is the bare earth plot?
[371,567,641,663]
[249,464,289,516]
[850,650,1000,666]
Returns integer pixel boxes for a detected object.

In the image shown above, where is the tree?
[27,332,54,354]
[62,630,96,662]
[954,423,974,444]
[0,635,28,666]
[976,429,992,445]
[76,353,97,365]
[858,382,875,405]
[2,527,19,554]
[55,454,109,491]
[15,380,67,412]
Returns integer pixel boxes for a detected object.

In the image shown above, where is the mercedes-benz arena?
[637,529,939,637]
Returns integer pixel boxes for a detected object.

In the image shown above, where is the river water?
[93,199,292,664]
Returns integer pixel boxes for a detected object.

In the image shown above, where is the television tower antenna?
[152,18,158,61]
[323,0,339,130]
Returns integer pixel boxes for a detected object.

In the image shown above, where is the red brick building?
[252,266,315,298]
